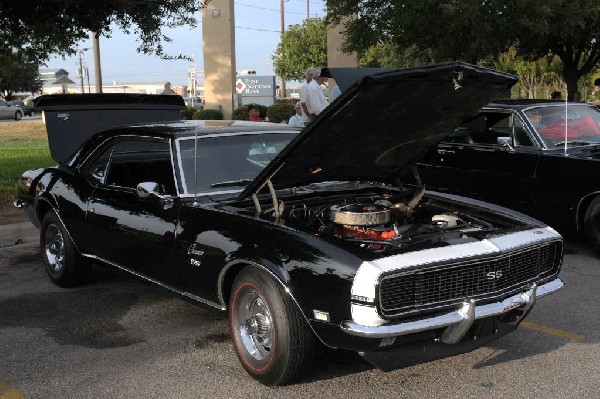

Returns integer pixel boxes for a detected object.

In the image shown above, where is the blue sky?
[45,0,326,86]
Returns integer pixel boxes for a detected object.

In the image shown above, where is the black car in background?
[417,100,600,253]
[15,64,564,385]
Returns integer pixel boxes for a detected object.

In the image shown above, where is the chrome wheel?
[44,224,65,273]
[235,287,274,361]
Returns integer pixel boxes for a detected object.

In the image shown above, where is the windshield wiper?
[210,179,253,188]
[554,140,594,147]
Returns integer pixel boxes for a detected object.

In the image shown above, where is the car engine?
[286,187,495,252]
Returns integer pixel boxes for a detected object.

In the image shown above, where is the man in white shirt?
[298,67,315,123]
[305,67,329,119]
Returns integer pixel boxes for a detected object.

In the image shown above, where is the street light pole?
[280,0,286,98]
[91,31,103,93]
[78,50,85,93]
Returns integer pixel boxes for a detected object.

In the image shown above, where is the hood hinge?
[251,177,283,218]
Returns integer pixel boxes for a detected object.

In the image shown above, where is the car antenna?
[563,90,568,155]
[193,121,199,206]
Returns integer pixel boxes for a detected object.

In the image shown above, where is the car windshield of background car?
[524,105,600,147]
[176,132,295,195]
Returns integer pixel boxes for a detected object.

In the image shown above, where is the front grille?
[379,241,562,317]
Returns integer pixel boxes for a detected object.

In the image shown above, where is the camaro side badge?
[188,244,205,267]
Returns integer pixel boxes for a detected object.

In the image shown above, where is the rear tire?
[14,111,22,121]
[584,197,600,255]
[229,266,316,385]
[40,211,90,287]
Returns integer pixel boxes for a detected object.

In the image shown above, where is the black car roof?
[486,99,580,109]
[116,120,299,139]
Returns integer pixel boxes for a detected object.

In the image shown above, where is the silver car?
[0,100,23,120]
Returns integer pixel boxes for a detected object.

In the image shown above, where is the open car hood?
[239,62,517,200]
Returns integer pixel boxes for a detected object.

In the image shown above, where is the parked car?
[184,97,204,109]
[9,100,34,116]
[416,99,600,254]
[0,99,23,120]
[15,64,564,385]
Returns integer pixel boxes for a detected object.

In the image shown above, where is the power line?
[235,25,280,33]
[235,1,307,16]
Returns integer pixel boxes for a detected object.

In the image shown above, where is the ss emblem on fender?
[486,270,503,280]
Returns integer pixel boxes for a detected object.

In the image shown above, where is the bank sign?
[235,76,276,106]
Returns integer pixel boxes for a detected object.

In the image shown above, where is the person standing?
[161,82,177,95]
[330,84,341,102]
[298,67,315,124]
[550,91,562,100]
[288,102,305,127]
[247,104,263,122]
[305,67,329,120]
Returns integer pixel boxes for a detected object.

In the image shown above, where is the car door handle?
[437,149,455,155]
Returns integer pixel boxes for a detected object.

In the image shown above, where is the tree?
[511,0,600,100]
[326,0,600,100]
[494,48,558,99]
[359,42,434,68]
[273,17,327,82]
[0,53,43,100]
[0,0,209,64]
[326,1,512,64]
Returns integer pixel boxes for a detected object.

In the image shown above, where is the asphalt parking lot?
[0,225,598,399]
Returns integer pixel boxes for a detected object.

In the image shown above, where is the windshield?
[524,104,600,148]
[176,132,296,195]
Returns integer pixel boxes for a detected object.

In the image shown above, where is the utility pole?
[307,0,309,18]
[280,0,286,97]
[91,32,103,93]
[77,50,85,93]
[86,66,91,93]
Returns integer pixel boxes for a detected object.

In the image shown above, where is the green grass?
[0,121,53,199]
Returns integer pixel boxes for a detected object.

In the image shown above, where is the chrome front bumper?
[341,278,563,344]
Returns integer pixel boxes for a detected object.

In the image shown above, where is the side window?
[445,114,487,144]
[446,112,534,147]
[105,139,176,194]
[83,143,114,184]
[513,117,534,147]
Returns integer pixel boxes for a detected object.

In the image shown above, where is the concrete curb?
[0,222,38,248]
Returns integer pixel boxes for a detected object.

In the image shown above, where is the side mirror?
[497,136,514,151]
[136,182,174,209]
[136,182,161,199]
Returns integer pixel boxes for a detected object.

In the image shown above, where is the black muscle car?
[15,63,564,385]
[417,100,600,254]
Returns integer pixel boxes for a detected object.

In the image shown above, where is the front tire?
[14,111,22,121]
[229,267,316,385]
[584,197,600,255]
[40,211,90,287]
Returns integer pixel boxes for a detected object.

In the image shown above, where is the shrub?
[192,109,223,120]
[232,105,248,120]
[267,102,295,123]
[180,106,196,120]
[275,98,297,108]
[232,103,268,120]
